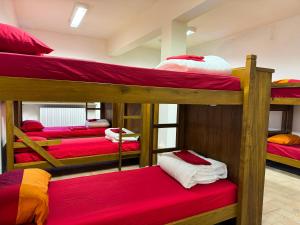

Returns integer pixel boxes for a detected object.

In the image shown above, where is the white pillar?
[161,20,187,61]
[159,21,186,149]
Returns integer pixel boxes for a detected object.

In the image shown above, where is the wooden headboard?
[268,105,293,136]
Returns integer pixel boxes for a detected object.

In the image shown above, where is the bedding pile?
[158,150,227,188]
[105,128,139,142]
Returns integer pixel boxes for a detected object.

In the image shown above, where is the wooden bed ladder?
[118,103,151,171]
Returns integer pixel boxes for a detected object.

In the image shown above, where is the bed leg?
[237,55,273,225]
[140,104,152,167]
[5,101,14,171]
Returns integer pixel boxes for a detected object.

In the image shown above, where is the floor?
[52,165,300,225]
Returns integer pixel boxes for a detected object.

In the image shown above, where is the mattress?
[46,166,237,225]
[271,88,300,98]
[0,53,241,91]
[25,126,106,138]
[14,137,140,163]
[267,142,300,160]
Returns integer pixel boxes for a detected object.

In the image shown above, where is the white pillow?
[85,119,110,128]
[156,55,232,76]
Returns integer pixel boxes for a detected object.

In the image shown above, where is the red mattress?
[272,88,300,98]
[267,142,300,160]
[25,126,106,138]
[46,166,237,225]
[0,53,241,91]
[14,137,140,163]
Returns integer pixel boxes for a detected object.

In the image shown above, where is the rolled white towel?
[85,119,110,128]
[105,128,139,142]
[157,150,227,188]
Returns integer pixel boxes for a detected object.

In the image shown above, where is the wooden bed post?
[5,101,15,171]
[140,104,152,167]
[237,55,273,225]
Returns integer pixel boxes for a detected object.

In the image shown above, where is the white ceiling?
[13,0,300,49]
[144,0,300,48]
[13,0,158,39]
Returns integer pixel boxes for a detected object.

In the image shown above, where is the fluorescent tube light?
[70,3,88,28]
[186,27,196,36]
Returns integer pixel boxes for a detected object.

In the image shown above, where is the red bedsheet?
[267,142,300,160]
[46,166,237,225]
[14,137,140,163]
[272,88,300,98]
[0,53,241,91]
[25,126,106,138]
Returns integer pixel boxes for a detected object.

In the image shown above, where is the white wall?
[25,28,161,68]
[0,0,18,26]
[0,0,19,172]
[188,14,300,133]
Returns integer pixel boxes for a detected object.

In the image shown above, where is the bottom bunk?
[267,142,300,169]
[13,136,140,169]
[0,166,237,225]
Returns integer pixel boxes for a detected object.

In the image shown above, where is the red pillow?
[0,23,53,55]
[21,120,44,132]
[167,55,204,62]
[174,150,211,165]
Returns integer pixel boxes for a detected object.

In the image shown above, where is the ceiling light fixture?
[186,27,196,36]
[70,3,88,28]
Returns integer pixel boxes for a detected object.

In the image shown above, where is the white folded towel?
[85,119,110,128]
[105,128,139,142]
[157,150,227,189]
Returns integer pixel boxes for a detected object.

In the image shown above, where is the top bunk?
[271,79,300,105]
[0,53,274,105]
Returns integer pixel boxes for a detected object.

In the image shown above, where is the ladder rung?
[122,133,141,138]
[123,115,142,120]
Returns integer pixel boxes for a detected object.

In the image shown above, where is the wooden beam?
[271,98,300,105]
[267,153,300,169]
[0,77,243,105]
[14,127,63,167]
[14,151,140,169]
[5,101,15,171]
[13,139,61,149]
[167,204,237,225]
[237,55,273,225]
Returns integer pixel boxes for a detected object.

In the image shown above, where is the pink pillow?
[0,23,53,55]
[21,120,44,132]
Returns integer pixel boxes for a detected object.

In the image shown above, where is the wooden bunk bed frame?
[267,104,300,169]
[0,55,273,225]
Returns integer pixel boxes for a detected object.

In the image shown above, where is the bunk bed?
[13,102,110,139]
[0,53,274,225]
[267,104,300,169]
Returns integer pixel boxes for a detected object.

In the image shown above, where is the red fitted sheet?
[272,88,300,98]
[14,137,140,163]
[0,53,241,91]
[46,166,237,225]
[267,142,300,160]
[25,126,106,138]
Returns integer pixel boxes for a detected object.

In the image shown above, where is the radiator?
[40,107,86,126]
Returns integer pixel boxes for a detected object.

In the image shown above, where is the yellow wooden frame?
[267,152,300,169]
